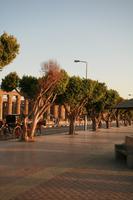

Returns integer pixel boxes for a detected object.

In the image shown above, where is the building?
[0,90,67,126]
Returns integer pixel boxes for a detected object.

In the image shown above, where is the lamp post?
[74,59,88,131]
[74,60,88,79]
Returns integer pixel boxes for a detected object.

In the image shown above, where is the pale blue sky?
[0,0,133,98]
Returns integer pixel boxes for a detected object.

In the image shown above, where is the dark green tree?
[1,72,20,92]
[102,89,121,128]
[0,32,20,71]
[19,76,39,100]
[57,76,94,135]
[86,81,107,131]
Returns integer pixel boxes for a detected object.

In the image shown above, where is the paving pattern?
[0,126,133,200]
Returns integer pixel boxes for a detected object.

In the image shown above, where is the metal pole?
[84,61,88,131]
[86,62,88,79]
[74,60,88,131]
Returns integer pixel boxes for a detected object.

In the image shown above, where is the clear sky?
[0,0,133,99]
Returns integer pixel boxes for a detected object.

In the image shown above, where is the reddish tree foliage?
[29,61,62,140]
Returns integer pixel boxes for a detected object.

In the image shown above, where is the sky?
[0,0,133,99]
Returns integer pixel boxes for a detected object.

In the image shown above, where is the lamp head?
[74,60,80,63]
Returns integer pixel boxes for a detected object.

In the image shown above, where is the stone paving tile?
[10,168,133,200]
[0,126,133,200]
[0,167,72,200]
[0,166,43,186]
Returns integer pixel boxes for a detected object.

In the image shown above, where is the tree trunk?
[105,120,110,129]
[30,118,38,140]
[92,117,97,131]
[128,119,132,126]
[98,120,102,129]
[19,116,29,141]
[116,110,120,128]
[116,119,119,127]
[124,119,127,126]
[69,116,76,135]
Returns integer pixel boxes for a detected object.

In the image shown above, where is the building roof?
[116,99,133,109]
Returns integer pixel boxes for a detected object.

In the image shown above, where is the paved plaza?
[0,126,133,200]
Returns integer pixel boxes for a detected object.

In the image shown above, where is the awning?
[115,99,133,109]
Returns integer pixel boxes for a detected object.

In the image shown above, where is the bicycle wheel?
[13,126,22,138]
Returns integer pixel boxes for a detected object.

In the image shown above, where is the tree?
[102,89,121,128]
[86,81,107,131]
[57,76,94,135]
[0,32,20,71]
[1,72,39,140]
[1,72,19,90]
[29,63,69,139]
[1,60,69,141]
[118,109,133,127]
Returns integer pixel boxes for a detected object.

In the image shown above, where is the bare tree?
[29,61,62,139]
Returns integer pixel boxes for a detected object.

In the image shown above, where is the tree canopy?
[1,72,20,92]
[0,32,20,71]
[57,76,95,134]
[19,76,39,100]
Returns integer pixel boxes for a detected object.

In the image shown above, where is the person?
[0,120,3,136]
[36,121,42,135]
[54,117,59,127]
[0,120,3,128]
[1,121,10,136]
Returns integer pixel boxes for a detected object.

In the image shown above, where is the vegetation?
[1,64,125,138]
[1,51,127,139]
[101,89,121,128]
[1,60,69,141]
[57,77,94,134]
[86,81,107,131]
[0,32,19,71]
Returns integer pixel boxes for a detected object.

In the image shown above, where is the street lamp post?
[74,59,88,131]
[74,60,88,79]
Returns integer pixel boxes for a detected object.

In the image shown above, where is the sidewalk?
[0,126,133,200]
